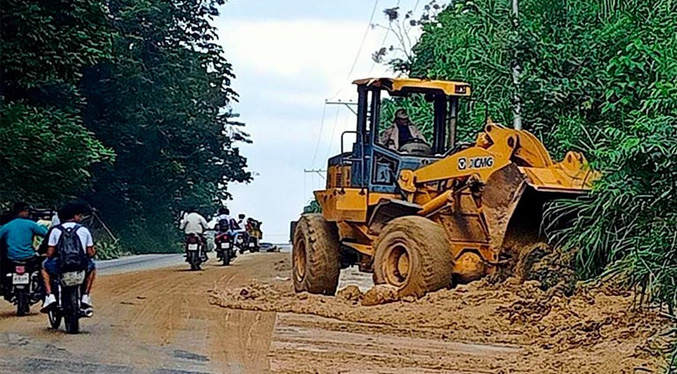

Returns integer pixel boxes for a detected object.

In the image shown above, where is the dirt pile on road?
[211,268,670,373]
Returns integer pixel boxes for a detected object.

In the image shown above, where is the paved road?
[96,254,185,276]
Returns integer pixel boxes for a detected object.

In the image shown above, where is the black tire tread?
[292,214,340,295]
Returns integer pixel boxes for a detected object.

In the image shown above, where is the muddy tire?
[292,214,340,295]
[373,216,453,298]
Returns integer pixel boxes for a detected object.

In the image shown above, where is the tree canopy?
[396,0,676,339]
[0,0,250,252]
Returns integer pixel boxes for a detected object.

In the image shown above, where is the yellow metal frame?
[314,78,597,282]
[352,78,472,97]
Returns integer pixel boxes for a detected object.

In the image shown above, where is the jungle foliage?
[393,0,676,368]
[0,0,250,253]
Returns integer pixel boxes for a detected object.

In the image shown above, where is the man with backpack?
[41,203,96,312]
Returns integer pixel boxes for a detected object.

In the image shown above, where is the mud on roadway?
[0,252,672,374]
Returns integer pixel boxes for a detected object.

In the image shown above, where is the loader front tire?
[374,216,453,298]
[292,214,340,295]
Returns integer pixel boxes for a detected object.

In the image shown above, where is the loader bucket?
[482,163,592,257]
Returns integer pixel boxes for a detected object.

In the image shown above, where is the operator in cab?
[380,109,427,151]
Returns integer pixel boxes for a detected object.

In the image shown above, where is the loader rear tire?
[292,214,340,295]
[373,216,454,298]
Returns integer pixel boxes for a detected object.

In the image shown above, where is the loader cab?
[330,78,472,194]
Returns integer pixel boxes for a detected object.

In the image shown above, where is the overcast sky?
[214,0,425,242]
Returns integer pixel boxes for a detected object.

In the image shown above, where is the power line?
[323,106,342,162]
[328,0,380,100]
[368,0,401,75]
[310,104,328,168]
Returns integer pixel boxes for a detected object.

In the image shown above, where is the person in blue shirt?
[0,202,48,262]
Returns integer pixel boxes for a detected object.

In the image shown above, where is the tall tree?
[0,0,115,206]
[79,0,250,250]
[405,0,677,316]
[0,0,250,253]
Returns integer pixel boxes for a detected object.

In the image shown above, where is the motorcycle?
[47,270,91,334]
[232,231,251,255]
[3,259,42,316]
[185,234,206,271]
[245,218,262,253]
[214,232,236,266]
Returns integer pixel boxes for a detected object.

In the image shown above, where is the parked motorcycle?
[214,232,236,266]
[185,234,206,271]
[3,258,42,316]
[47,270,91,334]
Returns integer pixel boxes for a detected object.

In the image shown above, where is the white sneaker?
[81,294,92,308]
[40,294,56,313]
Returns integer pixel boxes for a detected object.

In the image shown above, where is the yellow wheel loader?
[292,78,596,297]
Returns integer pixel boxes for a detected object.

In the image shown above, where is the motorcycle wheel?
[222,248,231,266]
[48,308,62,329]
[16,291,29,316]
[63,287,80,334]
[187,252,197,271]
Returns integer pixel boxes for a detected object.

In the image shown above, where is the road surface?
[0,253,279,374]
[0,251,661,374]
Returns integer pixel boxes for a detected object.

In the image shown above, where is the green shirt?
[0,218,48,261]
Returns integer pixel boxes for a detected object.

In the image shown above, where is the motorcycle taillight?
[14,266,25,275]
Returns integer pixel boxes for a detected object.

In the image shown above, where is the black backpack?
[218,218,230,233]
[56,225,88,272]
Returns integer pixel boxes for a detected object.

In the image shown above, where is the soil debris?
[335,285,363,305]
[210,266,671,374]
[361,284,399,306]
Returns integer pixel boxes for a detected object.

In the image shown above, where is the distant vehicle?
[244,218,262,253]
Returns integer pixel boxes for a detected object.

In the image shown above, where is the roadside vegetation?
[376,1,676,369]
[0,0,250,253]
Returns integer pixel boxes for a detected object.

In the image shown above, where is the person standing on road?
[41,203,97,312]
[180,208,209,261]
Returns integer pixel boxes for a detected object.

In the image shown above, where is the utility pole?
[304,169,327,180]
[511,0,523,130]
[325,99,358,115]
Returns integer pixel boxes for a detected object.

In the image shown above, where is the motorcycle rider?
[41,203,97,312]
[231,213,250,251]
[215,208,233,234]
[179,208,209,261]
[0,202,48,296]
